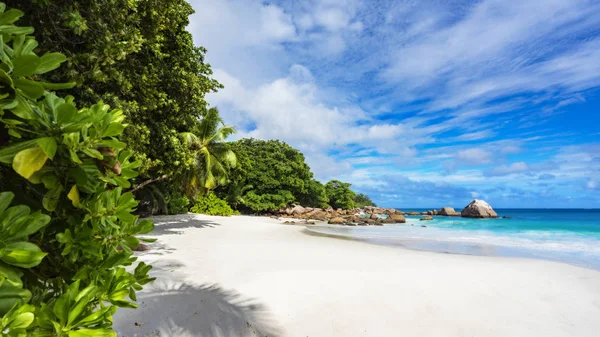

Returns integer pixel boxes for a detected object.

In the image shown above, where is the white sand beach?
[114,214,600,337]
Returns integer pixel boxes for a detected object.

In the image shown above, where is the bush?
[190,193,237,216]
[0,5,153,336]
[167,194,190,215]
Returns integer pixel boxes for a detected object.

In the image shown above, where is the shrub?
[190,193,237,216]
[0,5,153,336]
[167,194,190,215]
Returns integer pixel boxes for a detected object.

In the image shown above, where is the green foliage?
[190,193,236,216]
[354,193,376,208]
[297,179,330,208]
[6,0,223,180]
[166,193,189,215]
[218,139,315,212]
[178,107,236,197]
[0,7,153,336]
[325,180,356,209]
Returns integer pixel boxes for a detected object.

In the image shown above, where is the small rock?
[133,243,151,252]
[420,216,433,221]
[421,225,427,228]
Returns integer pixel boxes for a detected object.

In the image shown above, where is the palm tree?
[179,107,237,197]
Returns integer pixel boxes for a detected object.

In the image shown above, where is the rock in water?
[439,207,460,216]
[461,200,498,218]
[420,216,433,221]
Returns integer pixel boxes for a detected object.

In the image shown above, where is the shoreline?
[304,226,600,271]
[114,214,600,337]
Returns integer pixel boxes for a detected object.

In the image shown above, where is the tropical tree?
[178,107,237,197]
[354,193,376,207]
[217,139,317,212]
[325,180,357,209]
[6,0,223,181]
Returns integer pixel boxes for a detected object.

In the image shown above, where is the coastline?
[114,214,600,337]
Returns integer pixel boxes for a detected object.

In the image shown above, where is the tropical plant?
[325,180,356,209]
[354,193,376,208]
[6,0,223,181]
[217,139,315,212]
[166,193,190,215]
[190,193,237,216]
[178,107,237,197]
[298,179,330,208]
[0,5,153,336]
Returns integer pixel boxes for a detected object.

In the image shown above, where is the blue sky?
[187,0,600,208]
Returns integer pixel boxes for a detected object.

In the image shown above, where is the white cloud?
[188,0,600,206]
[485,162,529,177]
[456,148,494,165]
[380,0,600,110]
[315,8,351,31]
[259,5,297,43]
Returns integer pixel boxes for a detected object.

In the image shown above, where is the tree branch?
[131,174,170,193]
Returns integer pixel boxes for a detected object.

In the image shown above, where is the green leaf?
[0,26,34,36]
[14,211,50,238]
[82,148,103,160]
[67,185,80,208]
[10,95,34,119]
[0,283,31,316]
[14,78,45,100]
[52,294,69,325]
[12,55,40,77]
[135,220,154,235]
[69,150,82,164]
[35,53,67,74]
[0,140,38,164]
[42,184,63,212]
[1,118,23,125]
[56,103,77,124]
[21,38,38,56]
[139,237,157,243]
[0,68,13,86]
[37,137,58,159]
[0,242,47,268]
[0,262,22,288]
[0,191,14,214]
[12,147,48,179]
[9,312,35,329]
[39,81,76,90]
[76,306,113,326]
[0,9,24,25]
[68,328,116,337]
[103,123,124,137]
[124,236,139,249]
[41,173,58,189]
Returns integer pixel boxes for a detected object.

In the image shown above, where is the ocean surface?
[306,209,600,270]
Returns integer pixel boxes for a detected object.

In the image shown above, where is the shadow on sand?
[114,259,282,337]
[149,214,221,236]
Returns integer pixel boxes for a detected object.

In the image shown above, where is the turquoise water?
[307,209,600,270]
